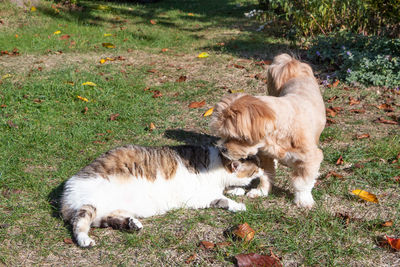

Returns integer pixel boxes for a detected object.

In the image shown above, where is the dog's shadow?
[165,129,293,201]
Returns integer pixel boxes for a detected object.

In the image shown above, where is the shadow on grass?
[164,129,218,146]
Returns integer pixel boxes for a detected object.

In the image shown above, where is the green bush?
[258,0,400,38]
[307,33,400,88]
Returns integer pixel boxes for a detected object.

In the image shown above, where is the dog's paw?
[228,202,246,212]
[246,188,269,198]
[128,217,143,231]
[294,192,315,209]
[226,188,246,196]
[76,233,96,247]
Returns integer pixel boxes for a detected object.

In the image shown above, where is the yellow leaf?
[82,82,97,86]
[188,13,195,16]
[203,108,214,117]
[103,33,113,37]
[96,5,109,10]
[197,52,209,58]
[102,43,115,48]
[53,30,61,35]
[30,6,36,12]
[100,58,107,64]
[105,57,115,61]
[2,74,12,79]
[77,95,89,102]
[229,89,245,93]
[351,189,379,203]
[149,122,156,131]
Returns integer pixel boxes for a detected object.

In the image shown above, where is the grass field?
[0,0,399,266]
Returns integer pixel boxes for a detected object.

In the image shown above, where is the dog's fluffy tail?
[267,54,314,96]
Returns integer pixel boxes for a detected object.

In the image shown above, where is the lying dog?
[210,54,326,208]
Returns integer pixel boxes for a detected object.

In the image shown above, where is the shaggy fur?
[210,54,326,208]
[61,145,263,247]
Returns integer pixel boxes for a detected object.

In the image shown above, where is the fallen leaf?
[0,104,6,108]
[33,98,43,103]
[351,189,379,203]
[382,220,393,227]
[161,48,169,52]
[326,108,337,117]
[82,106,88,114]
[394,176,400,183]
[188,100,206,108]
[216,42,225,46]
[332,80,340,87]
[147,69,157,73]
[30,6,36,12]
[151,90,162,98]
[330,106,343,112]
[150,19,156,25]
[326,118,336,124]
[349,109,365,114]
[77,95,89,102]
[386,235,400,250]
[254,60,272,66]
[326,171,343,179]
[235,253,282,267]
[149,122,156,131]
[233,63,245,69]
[228,89,245,93]
[63,238,74,244]
[96,5,109,10]
[66,81,74,85]
[199,240,215,250]
[336,212,351,226]
[185,253,196,264]
[103,33,113,37]
[109,113,119,121]
[82,82,97,86]
[349,96,360,105]
[2,74,12,79]
[357,133,370,139]
[60,34,70,40]
[100,58,107,64]
[233,223,255,242]
[327,96,338,103]
[53,30,61,35]
[203,107,214,117]
[176,75,187,82]
[376,103,394,112]
[7,120,18,129]
[102,43,115,48]
[197,52,209,58]
[15,34,18,38]
[375,117,398,125]
[336,155,343,165]
[187,13,195,16]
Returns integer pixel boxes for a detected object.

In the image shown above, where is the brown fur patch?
[211,94,275,144]
[78,145,211,181]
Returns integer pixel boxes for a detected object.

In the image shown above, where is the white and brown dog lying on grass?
[210,54,326,208]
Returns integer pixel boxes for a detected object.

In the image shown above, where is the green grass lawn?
[0,0,399,265]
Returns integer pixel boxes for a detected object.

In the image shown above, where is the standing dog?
[210,54,326,208]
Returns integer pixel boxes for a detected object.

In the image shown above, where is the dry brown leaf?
[161,48,169,52]
[326,171,343,179]
[82,106,88,114]
[63,238,74,244]
[375,117,398,125]
[376,103,394,112]
[233,63,245,69]
[199,240,215,249]
[233,223,255,242]
[332,80,340,87]
[327,96,338,103]
[235,253,282,267]
[176,75,187,82]
[349,109,366,114]
[149,122,156,131]
[386,235,400,250]
[147,69,157,73]
[254,60,272,66]
[326,118,336,124]
[382,220,393,227]
[349,96,360,106]
[336,155,344,165]
[60,34,70,40]
[393,176,400,183]
[185,253,197,264]
[109,113,120,121]
[215,241,231,248]
[150,19,156,25]
[151,90,162,98]
[0,104,6,108]
[326,108,337,117]
[188,100,206,108]
[331,106,343,112]
[357,133,370,139]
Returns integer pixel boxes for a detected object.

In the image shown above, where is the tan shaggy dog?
[210,54,326,208]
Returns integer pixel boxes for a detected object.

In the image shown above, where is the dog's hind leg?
[292,148,323,209]
[247,155,275,198]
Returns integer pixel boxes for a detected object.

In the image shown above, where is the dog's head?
[210,94,275,160]
[267,53,315,96]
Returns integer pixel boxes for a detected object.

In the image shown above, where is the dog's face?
[218,138,262,161]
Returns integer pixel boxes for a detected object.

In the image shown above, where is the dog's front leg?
[247,155,275,198]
